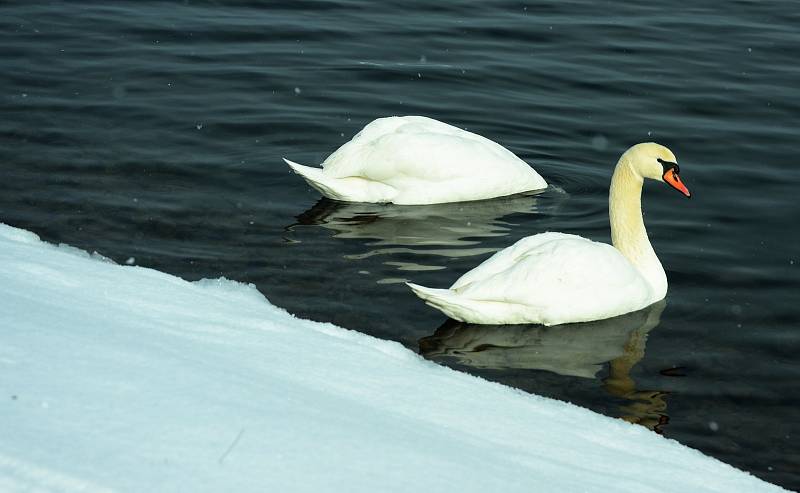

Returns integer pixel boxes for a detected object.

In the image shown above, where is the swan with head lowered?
[407,143,691,325]
[284,116,547,205]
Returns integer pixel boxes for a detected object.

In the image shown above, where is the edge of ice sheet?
[0,223,787,493]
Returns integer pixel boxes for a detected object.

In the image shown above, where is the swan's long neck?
[609,157,667,300]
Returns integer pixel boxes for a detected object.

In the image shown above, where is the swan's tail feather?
[284,158,351,201]
[406,282,475,322]
[407,282,532,325]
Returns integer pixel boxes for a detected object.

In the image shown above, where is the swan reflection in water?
[419,300,670,432]
[289,190,559,282]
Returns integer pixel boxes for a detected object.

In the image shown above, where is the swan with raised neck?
[407,142,691,326]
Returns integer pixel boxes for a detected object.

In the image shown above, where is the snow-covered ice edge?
[0,224,786,492]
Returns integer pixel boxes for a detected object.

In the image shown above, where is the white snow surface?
[0,223,786,493]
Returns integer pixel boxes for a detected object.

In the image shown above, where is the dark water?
[2,1,799,488]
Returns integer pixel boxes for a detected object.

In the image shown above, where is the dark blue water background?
[2,1,798,489]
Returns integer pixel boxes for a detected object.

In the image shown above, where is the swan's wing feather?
[452,233,654,322]
[321,116,541,185]
[451,232,575,290]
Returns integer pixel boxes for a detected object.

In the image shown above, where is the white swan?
[407,142,691,325]
[284,116,547,205]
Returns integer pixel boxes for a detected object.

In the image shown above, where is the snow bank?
[0,224,785,492]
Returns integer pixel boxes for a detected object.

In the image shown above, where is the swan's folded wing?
[452,234,654,323]
[321,116,543,185]
[451,232,579,290]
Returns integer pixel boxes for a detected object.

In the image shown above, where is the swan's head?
[623,142,691,198]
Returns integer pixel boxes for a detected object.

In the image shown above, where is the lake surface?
[2,1,798,489]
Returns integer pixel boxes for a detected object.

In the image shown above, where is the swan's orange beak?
[663,169,691,198]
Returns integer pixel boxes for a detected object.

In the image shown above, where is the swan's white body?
[285,116,547,205]
[408,143,690,326]
[409,232,659,325]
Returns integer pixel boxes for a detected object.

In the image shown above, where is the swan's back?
[319,116,546,204]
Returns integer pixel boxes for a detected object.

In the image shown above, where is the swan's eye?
[657,157,679,174]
